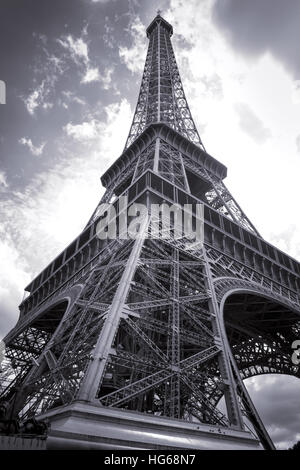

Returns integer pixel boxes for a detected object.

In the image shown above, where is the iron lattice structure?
[1,14,300,450]
[124,16,205,151]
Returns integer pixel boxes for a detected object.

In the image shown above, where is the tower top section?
[125,13,204,150]
[146,13,173,38]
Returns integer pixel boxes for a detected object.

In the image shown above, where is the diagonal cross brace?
[99,345,220,407]
[123,317,169,364]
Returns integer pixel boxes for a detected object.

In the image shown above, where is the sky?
[0,0,300,449]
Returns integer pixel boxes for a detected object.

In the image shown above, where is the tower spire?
[125,14,205,151]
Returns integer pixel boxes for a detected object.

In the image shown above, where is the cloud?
[81,66,101,84]
[119,16,146,74]
[291,80,300,105]
[0,240,31,338]
[99,66,114,90]
[22,26,114,116]
[200,73,223,100]
[58,32,114,89]
[148,0,300,264]
[212,0,300,80]
[0,171,8,188]
[21,37,69,116]
[47,54,65,75]
[245,375,300,449]
[219,374,300,448]
[64,98,131,144]
[0,98,132,339]
[22,80,53,115]
[64,119,99,141]
[296,135,300,154]
[58,35,89,65]
[234,102,271,143]
[19,137,46,156]
[61,90,86,106]
[103,16,115,49]
[81,65,114,88]
[269,224,300,261]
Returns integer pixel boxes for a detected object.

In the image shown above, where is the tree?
[288,441,300,451]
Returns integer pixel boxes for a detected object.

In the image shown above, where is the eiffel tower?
[1,13,300,451]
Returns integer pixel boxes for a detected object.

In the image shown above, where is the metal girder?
[180,374,228,426]
[204,171,260,236]
[124,16,205,150]
[99,345,220,408]
[230,354,276,450]
[122,317,169,364]
[136,314,212,348]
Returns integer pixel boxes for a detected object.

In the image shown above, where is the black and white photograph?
[0,0,300,455]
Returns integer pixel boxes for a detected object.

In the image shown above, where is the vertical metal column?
[202,247,244,428]
[170,248,181,418]
[78,217,149,402]
[153,137,160,172]
[157,21,161,122]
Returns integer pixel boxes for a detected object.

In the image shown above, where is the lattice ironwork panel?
[125,16,205,150]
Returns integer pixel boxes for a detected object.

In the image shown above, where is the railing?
[20,170,300,320]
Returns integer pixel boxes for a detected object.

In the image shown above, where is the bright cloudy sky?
[0,0,300,449]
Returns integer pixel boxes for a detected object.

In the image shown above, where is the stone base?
[37,401,261,450]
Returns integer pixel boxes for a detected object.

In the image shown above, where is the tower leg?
[202,248,244,429]
[229,354,275,450]
[78,218,149,402]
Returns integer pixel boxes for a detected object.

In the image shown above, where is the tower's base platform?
[37,401,261,450]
